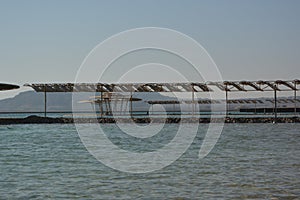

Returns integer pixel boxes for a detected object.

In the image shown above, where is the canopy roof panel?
[24,80,300,93]
[0,83,19,91]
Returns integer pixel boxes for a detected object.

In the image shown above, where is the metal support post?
[100,91,103,117]
[294,82,297,116]
[192,86,195,116]
[274,89,277,123]
[44,86,47,117]
[225,89,228,117]
[130,91,133,117]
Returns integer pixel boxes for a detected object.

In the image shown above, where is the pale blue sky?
[0,0,299,98]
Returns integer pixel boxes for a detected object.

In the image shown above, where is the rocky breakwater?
[0,115,299,124]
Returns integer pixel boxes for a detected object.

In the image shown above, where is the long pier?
[24,80,300,123]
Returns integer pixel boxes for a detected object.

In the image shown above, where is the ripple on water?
[0,124,299,199]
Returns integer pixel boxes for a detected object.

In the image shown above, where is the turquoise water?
[0,124,299,199]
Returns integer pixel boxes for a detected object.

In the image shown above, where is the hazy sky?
[0,0,299,98]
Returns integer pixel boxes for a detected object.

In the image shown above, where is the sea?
[0,123,299,199]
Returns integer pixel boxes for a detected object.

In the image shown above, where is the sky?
[0,0,299,99]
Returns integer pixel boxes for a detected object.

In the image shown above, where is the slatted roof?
[148,98,300,105]
[24,80,300,93]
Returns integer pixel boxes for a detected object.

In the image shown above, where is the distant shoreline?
[0,115,299,124]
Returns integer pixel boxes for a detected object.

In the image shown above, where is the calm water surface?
[0,124,299,199]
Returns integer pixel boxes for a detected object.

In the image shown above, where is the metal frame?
[24,80,300,121]
[24,80,300,93]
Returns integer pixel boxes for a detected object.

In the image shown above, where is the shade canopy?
[24,80,300,93]
[0,83,19,91]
